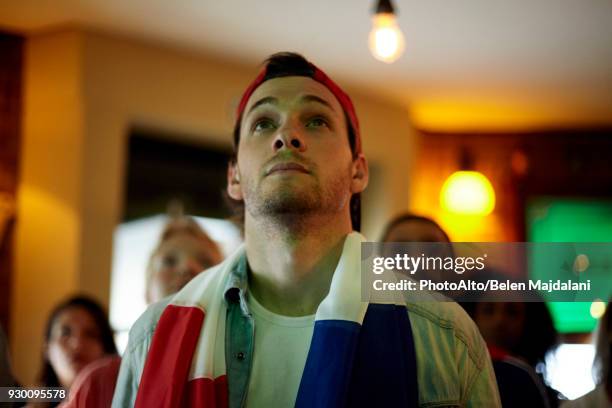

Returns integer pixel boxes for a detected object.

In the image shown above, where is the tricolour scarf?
[134,233,418,407]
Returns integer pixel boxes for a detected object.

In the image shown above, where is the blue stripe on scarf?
[296,320,361,408]
[346,304,419,407]
[296,304,418,408]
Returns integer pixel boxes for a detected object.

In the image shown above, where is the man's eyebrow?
[300,95,336,112]
[246,94,336,116]
[247,96,278,116]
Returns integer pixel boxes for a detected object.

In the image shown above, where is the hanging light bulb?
[369,0,405,63]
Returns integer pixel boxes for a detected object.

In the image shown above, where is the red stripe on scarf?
[184,376,228,408]
[135,305,206,408]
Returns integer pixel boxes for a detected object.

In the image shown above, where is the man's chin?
[264,197,318,214]
[249,192,320,217]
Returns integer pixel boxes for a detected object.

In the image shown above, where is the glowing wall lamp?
[590,300,606,319]
[369,0,405,63]
[440,150,496,216]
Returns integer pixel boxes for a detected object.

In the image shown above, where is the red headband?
[235,64,362,154]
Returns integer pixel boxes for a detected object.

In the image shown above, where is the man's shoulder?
[126,259,231,353]
[406,299,473,329]
[406,300,488,367]
[124,297,172,354]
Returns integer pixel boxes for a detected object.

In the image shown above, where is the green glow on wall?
[528,197,612,333]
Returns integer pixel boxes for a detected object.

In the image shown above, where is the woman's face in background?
[146,234,222,304]
[46,306,106,388]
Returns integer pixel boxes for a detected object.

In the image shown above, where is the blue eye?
[253,119,276,132]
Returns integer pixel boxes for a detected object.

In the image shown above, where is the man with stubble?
[113,52,500,408]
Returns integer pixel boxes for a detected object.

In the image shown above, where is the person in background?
[380,213,452,244]
[562,301,612,408]
[472,301,558,371]
[145,213,224,304]
[62,214,224,407]
[33,296,117,407]
[381,212,459,298]
[382,214,557,406]
[463,298,561,407]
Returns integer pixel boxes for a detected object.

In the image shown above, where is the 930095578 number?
[1,387,67,402]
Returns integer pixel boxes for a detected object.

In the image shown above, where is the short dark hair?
[381,213,452,243]
[227,52,361,231]
[38,295,117,389]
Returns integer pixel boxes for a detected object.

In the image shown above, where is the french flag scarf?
[134,233,418,407]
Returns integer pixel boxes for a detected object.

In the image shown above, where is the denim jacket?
[113,251,500,408]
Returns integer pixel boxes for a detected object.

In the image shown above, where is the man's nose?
[272,125,307,153]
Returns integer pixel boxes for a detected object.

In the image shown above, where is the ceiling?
[1,0,612,131]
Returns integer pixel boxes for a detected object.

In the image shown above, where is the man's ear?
[227,160,243,201]
[350,153,369,194]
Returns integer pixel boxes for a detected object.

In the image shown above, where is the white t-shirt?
[245,292,315,408]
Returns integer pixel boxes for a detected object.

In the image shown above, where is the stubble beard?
[243,172,351,228]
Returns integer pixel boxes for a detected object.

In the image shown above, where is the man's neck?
[244,213,353,317]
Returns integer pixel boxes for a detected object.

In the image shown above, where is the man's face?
[228,76,367,221]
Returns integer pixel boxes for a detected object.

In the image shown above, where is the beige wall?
[12,28,415,385]
[13,30,85,386]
